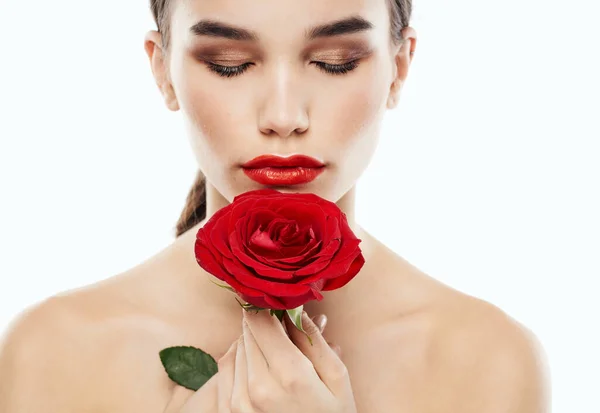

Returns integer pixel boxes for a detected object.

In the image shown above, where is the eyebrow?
[189,15,374,42]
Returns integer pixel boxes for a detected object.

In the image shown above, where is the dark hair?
[149,0,413,237]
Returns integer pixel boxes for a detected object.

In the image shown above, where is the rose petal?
[266,219,294,239]
[308,278,326,292]
[241,209,281,252]
[198,199,234,232]
[276,192,325,206]
[274,240,322,265]
[213,267,270,300]
[279,291,320,309]
[252,264,298,279]
[276,244,316,262]
[324,249,362,278]
[242,243,299,270]
[274,203,327,237]
[293,216,342,276]
[331,237,362,264]
[292,253,339,277]
[311,215,342,257]
[222,256,312,296]
[249,226,279,252]
[233,189,280,203]
[279,227,319,255]
[237,200,265,243]
[236,209,280,255]
[196,202,236,260]
[209,214,235,259]
[239,292,287,310]
[229,200,255,236]
[281,224,314,247]
[277,221,297,242]
[296,247,362,286]
[230,233,295,280]
[308,284,324,301]
[194,242,229,282]
[196,227,227,269]
[195,233,277,303]
[239,220,313,268]
[322,253,365,291]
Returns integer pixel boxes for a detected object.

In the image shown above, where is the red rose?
[194,189,365,310]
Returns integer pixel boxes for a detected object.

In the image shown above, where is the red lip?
[242,154,325,186]
[241,154,325,169]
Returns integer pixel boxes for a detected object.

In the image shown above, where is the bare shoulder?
[0,292,103,412]
[426,292,551,411]
[0,274,178,413]
[382,254,550,411]
[368,243,550,412]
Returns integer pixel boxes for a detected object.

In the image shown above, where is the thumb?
[285,311,350,396]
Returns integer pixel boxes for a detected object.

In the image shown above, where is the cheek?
[335,79,385,136]
[175,67,249,168]
[320,60,388,156]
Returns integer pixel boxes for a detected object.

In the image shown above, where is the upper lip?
[242,154,325,169]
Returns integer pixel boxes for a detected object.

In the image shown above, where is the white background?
[1,0,598,411]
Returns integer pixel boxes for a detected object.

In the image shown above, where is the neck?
[175,183,375,318]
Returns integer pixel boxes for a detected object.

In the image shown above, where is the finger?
[231,335,253,412]
[312,314,328,333]
[243,309,306,373]
[242,314,278,408]
[217,340,237,413]
[286,311,351,397]
[176,374,219,413]
[243,314,270,374]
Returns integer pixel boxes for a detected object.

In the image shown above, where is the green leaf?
[270,309,285,321]
[286,306,313,346]
[159,346,218,391]
[209,279,235,292]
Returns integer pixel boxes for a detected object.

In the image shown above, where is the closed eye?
[313,60,360,75]
[205,62,253,78]
[205,60,361,78]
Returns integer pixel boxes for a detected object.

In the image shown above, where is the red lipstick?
[242,154,325,186]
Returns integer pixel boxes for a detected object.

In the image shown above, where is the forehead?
[172,0,390,44]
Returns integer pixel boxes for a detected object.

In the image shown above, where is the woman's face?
[150,0,414,203]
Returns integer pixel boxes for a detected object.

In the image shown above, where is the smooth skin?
[0,0,550,411]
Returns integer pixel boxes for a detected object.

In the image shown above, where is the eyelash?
[205,60,360,78]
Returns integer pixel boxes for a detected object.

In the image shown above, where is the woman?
[0,0,549,411]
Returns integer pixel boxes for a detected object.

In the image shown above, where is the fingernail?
[312,314,327,332]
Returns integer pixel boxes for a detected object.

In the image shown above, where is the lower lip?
[243,167,324,186]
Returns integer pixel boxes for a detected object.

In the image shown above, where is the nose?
[258,67,309,138]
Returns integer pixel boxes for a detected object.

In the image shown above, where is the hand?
[167,311,350,413]
[216,309,357,413]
